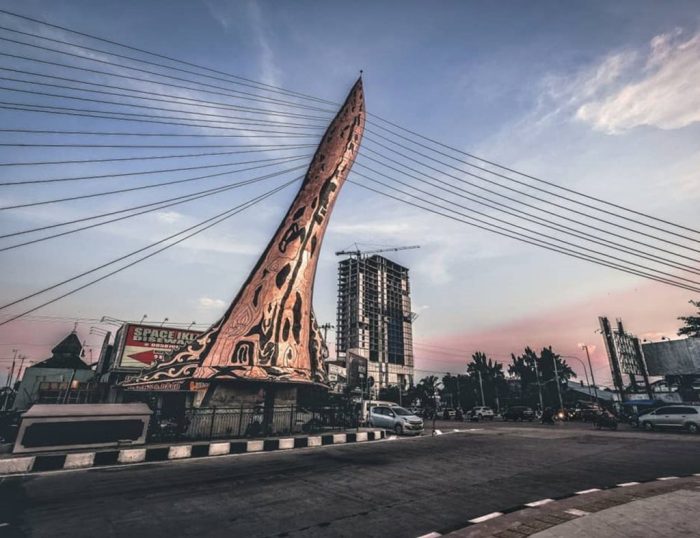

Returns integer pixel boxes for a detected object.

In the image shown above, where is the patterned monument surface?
[126,78,365,387]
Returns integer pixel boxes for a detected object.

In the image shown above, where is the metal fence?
[148,404,356,442]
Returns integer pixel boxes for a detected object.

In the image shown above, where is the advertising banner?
[116,324,201,369]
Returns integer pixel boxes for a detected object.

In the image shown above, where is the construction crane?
[334,245,420,258]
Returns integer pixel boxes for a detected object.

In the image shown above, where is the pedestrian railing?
[148,404,356,442]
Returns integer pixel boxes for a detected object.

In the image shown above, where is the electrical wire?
[356,153,700,265]
[0,145,316,167]
[362,135,700,252]
[348,179,700,294]
[0,38,335,113]
[0,164,308,252]
[0,100,323,136]
[0,155,309,210]
[352,164,700,276]
[367,116,700,236]
[352,168,700,287]
[0,83,328,129]
[0,152,310,186]
[0,66,332,121]
[0,11,337,105]
[0,177,301,326]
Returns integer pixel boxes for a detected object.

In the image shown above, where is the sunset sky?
[1,0,699,387]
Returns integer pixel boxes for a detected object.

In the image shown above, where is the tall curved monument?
[124,78,365,405]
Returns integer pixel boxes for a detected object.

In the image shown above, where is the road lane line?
[657,476,678,481]
[416,532,441,538]
[565,509,590,517]
[468,512,503,524]
[575,488,601,495]
[617,482,640,487]
[525,498,554,507]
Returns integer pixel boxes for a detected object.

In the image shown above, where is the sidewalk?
[441,475,700,538]
[0,428,385,476]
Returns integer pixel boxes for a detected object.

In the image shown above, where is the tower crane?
[334,245,420,258]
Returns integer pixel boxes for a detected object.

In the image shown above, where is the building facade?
[336,255,414,393]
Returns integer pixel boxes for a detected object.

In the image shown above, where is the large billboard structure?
[124,79,365,394]
[642,338,700,376]
[112,324,201,370]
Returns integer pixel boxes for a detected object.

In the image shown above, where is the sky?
[1,0,699,387]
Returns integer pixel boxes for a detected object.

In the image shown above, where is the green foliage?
[677,299,700,337]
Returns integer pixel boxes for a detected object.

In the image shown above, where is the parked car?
[638,405,700,433]
[469,406,495,421]
[368,405,424,435]
[442,408,457,420]
[502,406,535,421]
[570,404,602,421]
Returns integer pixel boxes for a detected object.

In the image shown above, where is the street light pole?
[477,370,485,406]
[580,345,599,404]
[552,355,564,413]
[563,355,593,402]
[533,358,544,412]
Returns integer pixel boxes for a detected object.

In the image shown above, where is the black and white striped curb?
[416,472,700,537]
[0,429,385,476]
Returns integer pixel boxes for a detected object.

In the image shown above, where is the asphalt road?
[1,422,699,538]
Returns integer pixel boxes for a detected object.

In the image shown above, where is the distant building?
[336,254,414,393]
[13,332,95,410]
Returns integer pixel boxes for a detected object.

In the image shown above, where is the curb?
[418,472,700,537]
[0,429,385,476]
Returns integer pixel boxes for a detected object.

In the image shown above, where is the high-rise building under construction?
[336,254,415,392]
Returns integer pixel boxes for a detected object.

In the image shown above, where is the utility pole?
[533,357,544,411]
[552,354,564,412]
[580,345,599,404]
[319,323,334,342]
[477,370,485,406]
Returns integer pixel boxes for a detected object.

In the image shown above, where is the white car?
[639,405,700,434]
[469,406,495,421]
[368,405,424,435]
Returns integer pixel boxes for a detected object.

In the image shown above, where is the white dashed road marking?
[525,498,554,507]
[416,532,442,538]
[617,482,640,487]
[575,488,601,495]
[657,476,678,481]
[468,512,503,524]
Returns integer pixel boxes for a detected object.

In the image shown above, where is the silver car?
[368,405,424,435]
[639,405,700,434]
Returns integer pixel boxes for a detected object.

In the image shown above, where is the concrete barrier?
[333,433,347,444]
[278,438,295,450]
[168,445,192,460]
[118,448,146,464]
[0,456,35,475]
[356,432,368,442]
[64,452,95,469]
[208,442,230,456]
[307,436,322,447]
[246,440,264,452]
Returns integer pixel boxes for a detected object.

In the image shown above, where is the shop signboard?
[114,324,201,369]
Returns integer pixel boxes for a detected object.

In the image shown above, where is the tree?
[677,300,700,337]
[414,375,441,410]
[467,351,506,410]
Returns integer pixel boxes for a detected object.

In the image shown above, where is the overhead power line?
[0,65,333,121]
[2,6,693,239]
[0,165,307,252]
[357,149,700,265]
[365,119,700,237]
[349,179,700,294]
[0,152,310,186]
[0,10,336,105]
[0,100,323,136]
[0,155,309,210]
[0,83,328,129]
[0,36,335,113]
[352,163,700,276]
[362,135,700,253]
[352,168,700,288]
[0,177,301,326]
[0,145,316,167]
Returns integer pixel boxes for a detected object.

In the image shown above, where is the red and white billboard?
[115,324,201,369]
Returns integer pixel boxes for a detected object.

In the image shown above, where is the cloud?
[198,297,227,309]
[574,29,700,133]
